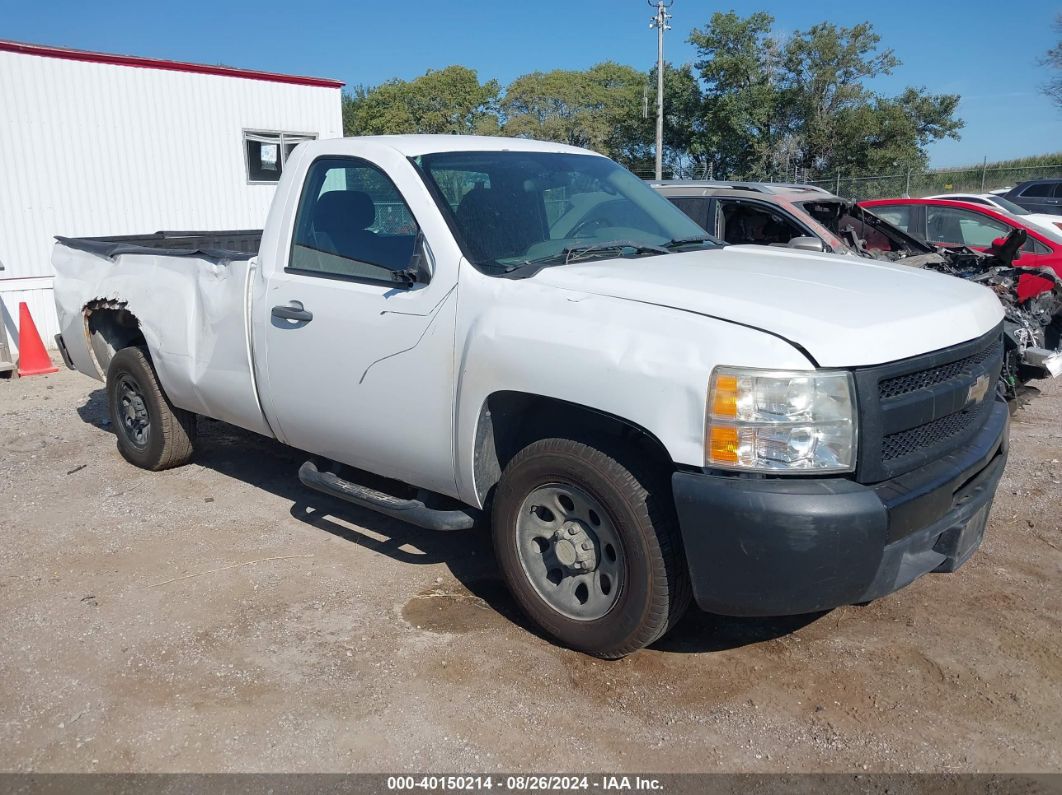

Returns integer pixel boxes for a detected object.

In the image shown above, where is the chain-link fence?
[805,162,1062,201]
[633,161,1062,200]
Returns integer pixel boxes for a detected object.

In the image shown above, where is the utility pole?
[649,0,672,181]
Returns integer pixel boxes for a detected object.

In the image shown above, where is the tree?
[1043,14,1062,109]
[500,62,645,160]
[343,66,500,136]
[689,11,786,179]
[687,12,963,180]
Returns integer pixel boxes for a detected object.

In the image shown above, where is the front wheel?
[106,346,196,471]
[492,437,690,658]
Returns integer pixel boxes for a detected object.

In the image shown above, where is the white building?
[0,40,344,353]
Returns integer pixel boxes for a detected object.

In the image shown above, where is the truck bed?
[51,232,272,440]
[56,230,261,259]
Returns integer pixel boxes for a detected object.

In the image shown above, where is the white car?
[52,135,1009,657]
[927,192,1062,240]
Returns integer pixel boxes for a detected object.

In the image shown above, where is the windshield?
[414,151,719,273]
[985,196,1030,216]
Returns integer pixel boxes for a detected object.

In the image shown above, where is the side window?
[1027,237,1051,255]
[927,207,1009,248]
[718,200,804,246]
[871,205,913,233]
[1020,182,1052,198]
[289,157,420,282]
[668,197,712,232]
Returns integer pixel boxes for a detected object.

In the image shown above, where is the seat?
[310,190,377,257]
[456,184,540,262]
[927,211,962,245]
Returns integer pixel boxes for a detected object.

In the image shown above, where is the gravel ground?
[0,368,1059,773]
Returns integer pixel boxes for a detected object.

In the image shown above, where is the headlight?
[706,367,857,473]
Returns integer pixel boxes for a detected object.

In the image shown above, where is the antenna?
[648,0,672,181]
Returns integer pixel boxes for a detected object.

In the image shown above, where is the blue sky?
[2,0,1059,167]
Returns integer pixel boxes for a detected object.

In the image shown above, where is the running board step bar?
[298,460,477,532]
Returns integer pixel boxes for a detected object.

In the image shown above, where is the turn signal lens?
[710,374,739,418]
[708,426,741,463]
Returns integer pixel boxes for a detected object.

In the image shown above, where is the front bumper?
[672,399,1009,617]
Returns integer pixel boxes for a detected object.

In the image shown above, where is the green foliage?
[500,62,645,160]
[688,11,783,178]
[342,66,500,136]
[687,11,962,181]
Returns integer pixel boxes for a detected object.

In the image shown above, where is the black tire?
[106,346,196,471]
[492,437,690,658]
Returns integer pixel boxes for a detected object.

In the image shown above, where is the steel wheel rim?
[114,374,150,450]
[515,482,625,621]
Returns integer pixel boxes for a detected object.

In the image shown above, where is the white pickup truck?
[53,135,1010,658]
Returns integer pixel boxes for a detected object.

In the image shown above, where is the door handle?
[271,301,313,323]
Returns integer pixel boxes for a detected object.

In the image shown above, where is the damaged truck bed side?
[54,135,1010,658]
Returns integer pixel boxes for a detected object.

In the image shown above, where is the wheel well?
[472,391,675,505]
[84,302,146,375]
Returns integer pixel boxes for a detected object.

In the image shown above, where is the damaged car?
[653,181,1062,398]
[52,136,1015,657]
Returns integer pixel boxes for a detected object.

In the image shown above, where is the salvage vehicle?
[861,197,1062,297]
[649,180,856,255]
[862,197,1062,386]
[652,180,949,258]
[655,183,1062,394]
[54,136,1011,658]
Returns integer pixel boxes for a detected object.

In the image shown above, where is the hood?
[532,246,1004,367]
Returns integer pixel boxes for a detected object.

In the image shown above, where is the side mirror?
[401,231,435,286]
[787,236,825,253]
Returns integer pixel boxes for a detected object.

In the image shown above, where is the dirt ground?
[0,367,1059,774]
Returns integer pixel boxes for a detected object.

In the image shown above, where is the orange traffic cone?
[17,302,58,377]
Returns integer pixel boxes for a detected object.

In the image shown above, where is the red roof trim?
[0,40,345,89]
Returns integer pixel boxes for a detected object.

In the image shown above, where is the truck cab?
[53,136,1009,657]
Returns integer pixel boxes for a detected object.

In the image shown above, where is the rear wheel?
[492,437,690,658]
[106,346,196,470]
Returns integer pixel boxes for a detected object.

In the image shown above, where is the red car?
[860,197,1062,302]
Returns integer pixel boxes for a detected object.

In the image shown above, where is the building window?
[244,131,316,183]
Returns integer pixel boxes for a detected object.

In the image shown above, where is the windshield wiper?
[562,239,670,263]
[497,239,671,276]
[664,234,719,249]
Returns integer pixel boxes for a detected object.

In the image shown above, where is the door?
[925,204,1058,301]
[925,205,1014,251]
[256,156,459,495]
[714,198,814,247]
[1015,182,1062,215]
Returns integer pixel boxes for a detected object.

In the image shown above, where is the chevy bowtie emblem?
[966,374,991,406]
